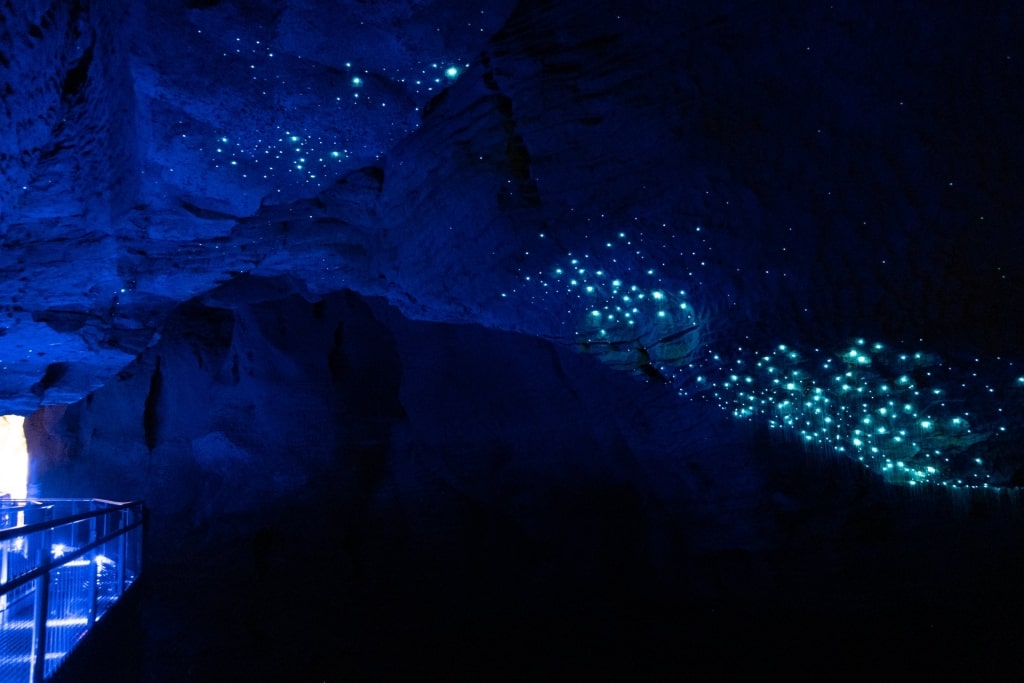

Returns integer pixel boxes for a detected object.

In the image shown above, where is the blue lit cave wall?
[5,0,1024,680]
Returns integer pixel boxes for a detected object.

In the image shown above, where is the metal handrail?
[0,517,144,598]
[0,501,138,544]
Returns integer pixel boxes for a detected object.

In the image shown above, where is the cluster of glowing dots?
[200,32,468,190]
[695,339,1023,488]
[208,130,350,189]
[388,62,468,100]
[213,32,466,103]
[511,230,700,345]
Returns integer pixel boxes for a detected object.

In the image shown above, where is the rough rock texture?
[4,0,1023,409]
[4,0,1024,679]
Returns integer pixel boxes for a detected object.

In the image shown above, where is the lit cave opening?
[0,415,27,500]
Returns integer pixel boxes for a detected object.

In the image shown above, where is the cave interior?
[3,0,1024,680]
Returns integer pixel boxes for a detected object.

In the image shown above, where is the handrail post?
[87,512,99,628]
[117,509,127,594]
[30,525,52,683]
[1,538,8,626]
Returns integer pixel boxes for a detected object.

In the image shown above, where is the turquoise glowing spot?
[590,310,601,317]
[920,420,933,430]
[611,279,622,287]
[446,66,460,78]
[352,76,362,86]
[652,291,664,300]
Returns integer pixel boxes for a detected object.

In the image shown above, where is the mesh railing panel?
[0,500,143,683]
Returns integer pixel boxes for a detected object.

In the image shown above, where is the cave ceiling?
[3,1,1024,489]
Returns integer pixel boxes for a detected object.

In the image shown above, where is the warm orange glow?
[0,415,28,499]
